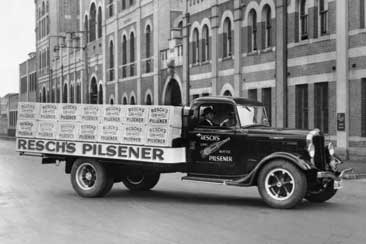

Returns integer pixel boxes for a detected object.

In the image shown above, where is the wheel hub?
[265,168,295,201]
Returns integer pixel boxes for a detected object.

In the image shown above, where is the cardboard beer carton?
[39,103,59,120]
[147,106,182,128]
[78,123,99,142]
[145,125,182,147]
[57,122,78,141]
[101,105,124,123]
[124,106,148,124]
[80,104,101,123]
[98,123,123,143]
[121,124,146,145]
[37,120,57,139]
[18,102,39,120]
[16,120,38,138]
[59,104,80,122]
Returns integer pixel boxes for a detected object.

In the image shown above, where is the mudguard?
[231,152,312,186]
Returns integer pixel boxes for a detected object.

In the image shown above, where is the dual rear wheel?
[71,158,160,197]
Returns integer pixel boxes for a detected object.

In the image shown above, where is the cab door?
[187,102,246,177]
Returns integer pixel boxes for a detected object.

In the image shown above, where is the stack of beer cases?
[98,105,124,144]
[122,106,148,145]
[37,103,60,140]
[16,102,39,138]
[77,104,100,142]
[145,106,183,147]
[57,104,80,141]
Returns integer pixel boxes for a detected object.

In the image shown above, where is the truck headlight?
[328,143,335,156]
[308,143,315,158]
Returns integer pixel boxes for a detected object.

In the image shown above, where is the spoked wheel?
[122,173,160,191]
[258,160,307,209]
[71,158,114,198]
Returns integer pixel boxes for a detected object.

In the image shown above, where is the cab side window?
[197,103,237,128]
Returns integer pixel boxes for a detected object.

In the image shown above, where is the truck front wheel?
[305,181,337,203]
[71,158,114,198]
[122,173,160,191]
[257,160,307,209]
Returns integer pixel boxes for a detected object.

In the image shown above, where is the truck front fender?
[231,152,312,186]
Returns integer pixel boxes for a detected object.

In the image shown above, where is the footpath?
[1,136,365,178]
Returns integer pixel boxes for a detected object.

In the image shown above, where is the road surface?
[0,139,365,244]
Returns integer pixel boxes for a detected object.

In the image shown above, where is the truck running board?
[181,176,250,186]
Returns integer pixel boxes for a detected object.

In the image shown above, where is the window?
[84,15,89,43]
[122,35,127,78]
[197,103,237,128]
[262,5,272,49]
[98,84,103,104]
[362,79,366,137]
[319,0,328,35]
[223,90,232,96]
[129,0,134,6]
[146,25,151,58]
[122,0,126,10]
[110,98,114,105]
[76,84,81,104]
[192,28,199,64]
[70,85,74,104]
[296,84,308,129]
[130,96,135,105]
[249,9,257,52]
[300,0,308,40]
[314,82,328,133]
[89,3,96,42]
[248,89,258,101]
[97,7,103,38]
[361,0,365,28]
[20,77,27,94]
[202,25,209,62]
[63,84,68,103]
[108,0,114,18]
[262,88,272,124]
[145,94,152,105]
[223,18,232,57]
[109,41,115,81]
[42,87,46,103]
[123,96,128,104]
[130,32,135,76]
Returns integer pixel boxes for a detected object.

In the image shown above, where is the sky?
[0,0,35,97]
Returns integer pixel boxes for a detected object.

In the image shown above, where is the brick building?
[22,0,366,159]
[178,0,366,159]
[19,53,37,102]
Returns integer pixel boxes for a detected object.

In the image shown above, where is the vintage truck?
[16,96,351,209]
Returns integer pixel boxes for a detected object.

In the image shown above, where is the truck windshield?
[237,105,269,128]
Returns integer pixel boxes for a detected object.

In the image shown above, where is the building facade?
[0,93,19,136]
[179,0,366,159]
[19,53,37,102]
[23,0,366,159]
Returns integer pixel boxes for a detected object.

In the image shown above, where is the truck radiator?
[313,135,326,170]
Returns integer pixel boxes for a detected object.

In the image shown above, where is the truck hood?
[244,126,310,139]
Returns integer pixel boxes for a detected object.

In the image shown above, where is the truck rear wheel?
[71,158,114,198]
[122,173,160,191]
[257,160,307,209]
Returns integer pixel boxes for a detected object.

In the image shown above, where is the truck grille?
[313,135,326,170]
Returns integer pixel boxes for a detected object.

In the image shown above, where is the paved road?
[1,139,366,244]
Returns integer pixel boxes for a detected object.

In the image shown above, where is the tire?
[257,160,307,209]
[305,181,337,203]
[122,173,160,191]
[71,158,114,198]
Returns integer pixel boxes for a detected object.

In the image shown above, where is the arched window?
[130,32,135,62]
[130,32,135,76]
[108,0,114,18]
[146,25,151,58]
[123,96,128,105]
[56,86,60,103]
[223,17,232,58]
[84,15,89,43]
[130,96,136,105]
[42,87,46,103]
[109,41,115,81]
[202,25,209,62]
[122,0,126,10]
[42,2,45,16]
[51,89,55,103]
[89,3,96,42]
[97,7,103,39]
[122,35,127,78]
[145,94,152,105]
[262,5,272,49]
[110,98,114,105]
[248,9,257,52]
[223,90,232,97]
[299,0,308,40]
[63,83,68,103]
[70,84,74,103]
[192,28,199,64]
[319,0,328,35]
[76,84,81,103]
[98,84,103,104]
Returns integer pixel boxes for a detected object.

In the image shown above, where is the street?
[0,139,365,244]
